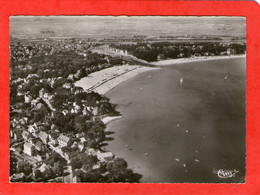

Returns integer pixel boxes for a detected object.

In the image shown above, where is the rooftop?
[58,134,70,143]
[39,131,48,140]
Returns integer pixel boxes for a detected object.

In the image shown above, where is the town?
[9,38,141,182]
[9,36,246,182]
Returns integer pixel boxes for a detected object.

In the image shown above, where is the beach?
[75,65,160,95]
[151,54,246,66]
[75,55,245,96]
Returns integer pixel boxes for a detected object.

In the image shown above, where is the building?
[15,147,23,154]
[10,173,25,182]
[35,140,43,151]
[24,94,32,103]
[64,151,78,161]
[36,154,44,161]
[49,132,59,145]
[63,166,81,183]
[31,98,40,107]
[62,109,69,116]
[38,131,49,144]
[227,48,236,55]
[91,116,102,122]
[92,107,99,116]
[97,151,114,161]
[78,143,85,152]
[39,88,48,97]
[57,134,73,147]
[74,87,84,94]
[24,142,35,156]
[28,125,37,134]
[22,130,29,140]
[63,83,73,89]
[14,131,22,140]
[19,117,28,125]
[38,163,48,173]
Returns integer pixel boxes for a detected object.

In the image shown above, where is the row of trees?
[112,42,246,62]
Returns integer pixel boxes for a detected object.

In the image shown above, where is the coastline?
[151,54,246,66]
[75,65,160,95]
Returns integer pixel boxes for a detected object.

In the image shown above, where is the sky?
[10,16,246,39]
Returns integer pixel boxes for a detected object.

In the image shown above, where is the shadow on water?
[105,131,115,135]
[100,143,108,148]
[105,137,115,141]
[133,173,143,182]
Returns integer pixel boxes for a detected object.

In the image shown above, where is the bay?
[105,57,246,183]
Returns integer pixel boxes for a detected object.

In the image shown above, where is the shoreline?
[150,54,246,66]
[75,65,160,95]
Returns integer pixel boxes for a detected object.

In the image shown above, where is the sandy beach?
[75,65,160,95]
[151,54,246,66]
[75,55,245,96]
[102,116,122,125]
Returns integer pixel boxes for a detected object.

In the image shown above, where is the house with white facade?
[24,142,35,156]
[57,134,73,147]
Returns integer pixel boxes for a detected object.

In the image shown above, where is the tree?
[52,162,63,177]
[106,158,141,182]
[17,161,32,176]
[34,169,42,179]
[10,83,18,103]
[70,158,83,169]
[37,69,44,78]
[80,154,98,171]
[98,102,117,115]
[63,121,75,134]
[80,169,102,182]
[53,154,60,162]
[78,68,87,78]
[10,153,18,175]
[75,92,88,101]
[42,168,53,180]
[43,82,53,93]
[30,85,41,98]
[105,158,140,182]
[74,115,86,132]
[53,78,66,89]
[32,112,44,122]
[86,123,106,148]
[106,158,127,171]
[52,98,64,109]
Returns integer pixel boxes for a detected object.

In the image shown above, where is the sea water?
[105,57,246,183]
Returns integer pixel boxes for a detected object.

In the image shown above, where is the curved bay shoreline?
[75,54,246,96]
[75,55,246,183]
[104,56,246,183]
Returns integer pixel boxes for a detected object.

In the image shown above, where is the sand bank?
[102,116,122,125]
[151,54,246,66]
[75,65,159,95]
